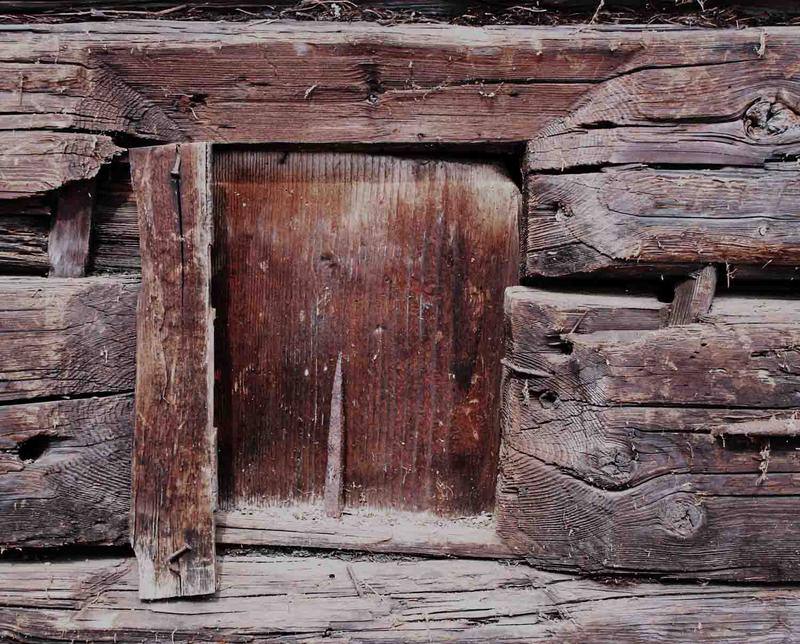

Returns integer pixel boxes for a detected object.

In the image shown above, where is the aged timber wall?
[1,9,800,640]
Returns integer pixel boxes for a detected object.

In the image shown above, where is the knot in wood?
[661,495,704,539]
[594,445,635,488]
[553,202,574,222]
[743,97,800,140]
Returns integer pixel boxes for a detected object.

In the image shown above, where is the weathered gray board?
[2,553,800,642]
[499,286,800,581]
[130,143,216,599]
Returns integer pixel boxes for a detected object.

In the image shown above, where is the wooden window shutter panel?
[129,142,216,600]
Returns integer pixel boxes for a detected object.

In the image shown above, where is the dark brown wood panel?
[2,554,800,643]
[130,143,215,600]
[523,165,800,278]
[0,277,138,402]
[214,150,519,515]
[0,394,132,548]
[499,287,800,581]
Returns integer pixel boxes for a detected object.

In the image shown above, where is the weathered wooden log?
[1,553,799,642]
[0,277,138,402]
[0,275,136,547]
[130,143,216,600]
[0,132,120,200]
[0,394,132,548]
[499,286,800,581]
[1,23,799,197]
[523,165,800,277]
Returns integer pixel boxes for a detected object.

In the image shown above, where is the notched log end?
[744,96,800,141]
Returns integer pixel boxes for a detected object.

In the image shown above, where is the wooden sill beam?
[2,553,799,641]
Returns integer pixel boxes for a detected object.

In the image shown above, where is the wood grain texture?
[49,178,95,277]
[2,554,800,643]
[499,287,800,581]
[0,276,138,402]
[528,90,800,171]
[523,165,800,277]
[90,161,141,273]
[213,150,518,515]
[0,132,120,199]
[0,198,49,274]
[2,22,800,197]
[667,265,718,326]
[217,508,512,558]
[0,394,132,547]
[130,143,215,600]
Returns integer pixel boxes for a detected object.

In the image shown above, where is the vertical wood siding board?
[130,142,215,600]
[49,177,96,278]
[499,287,800,580]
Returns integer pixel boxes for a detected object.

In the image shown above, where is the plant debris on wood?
[1,0,800,27]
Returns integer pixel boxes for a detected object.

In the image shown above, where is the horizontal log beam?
[1,554,799,641]
[0,276,137,547]
[500,287,800,581]
[522,165,800,277]
[1,22,799,197]
[0,277,138,402]
[0,394,131,547]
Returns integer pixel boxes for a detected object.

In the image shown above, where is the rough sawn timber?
[214,150,519,515]
[523,164,800,277]
[0,275,136,547]
[130,143,216,600]
[499,287,800,581]
[2,553,800,642]
[2,22,800,197]
[0,276,137,402]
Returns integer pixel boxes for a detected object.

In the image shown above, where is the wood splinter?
[323,351,345,518]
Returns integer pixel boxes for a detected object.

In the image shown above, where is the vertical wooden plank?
[129,143,215,600]
[49,178,95,277]
[667,265,718,326]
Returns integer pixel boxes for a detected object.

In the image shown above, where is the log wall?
[0,15,799,636]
